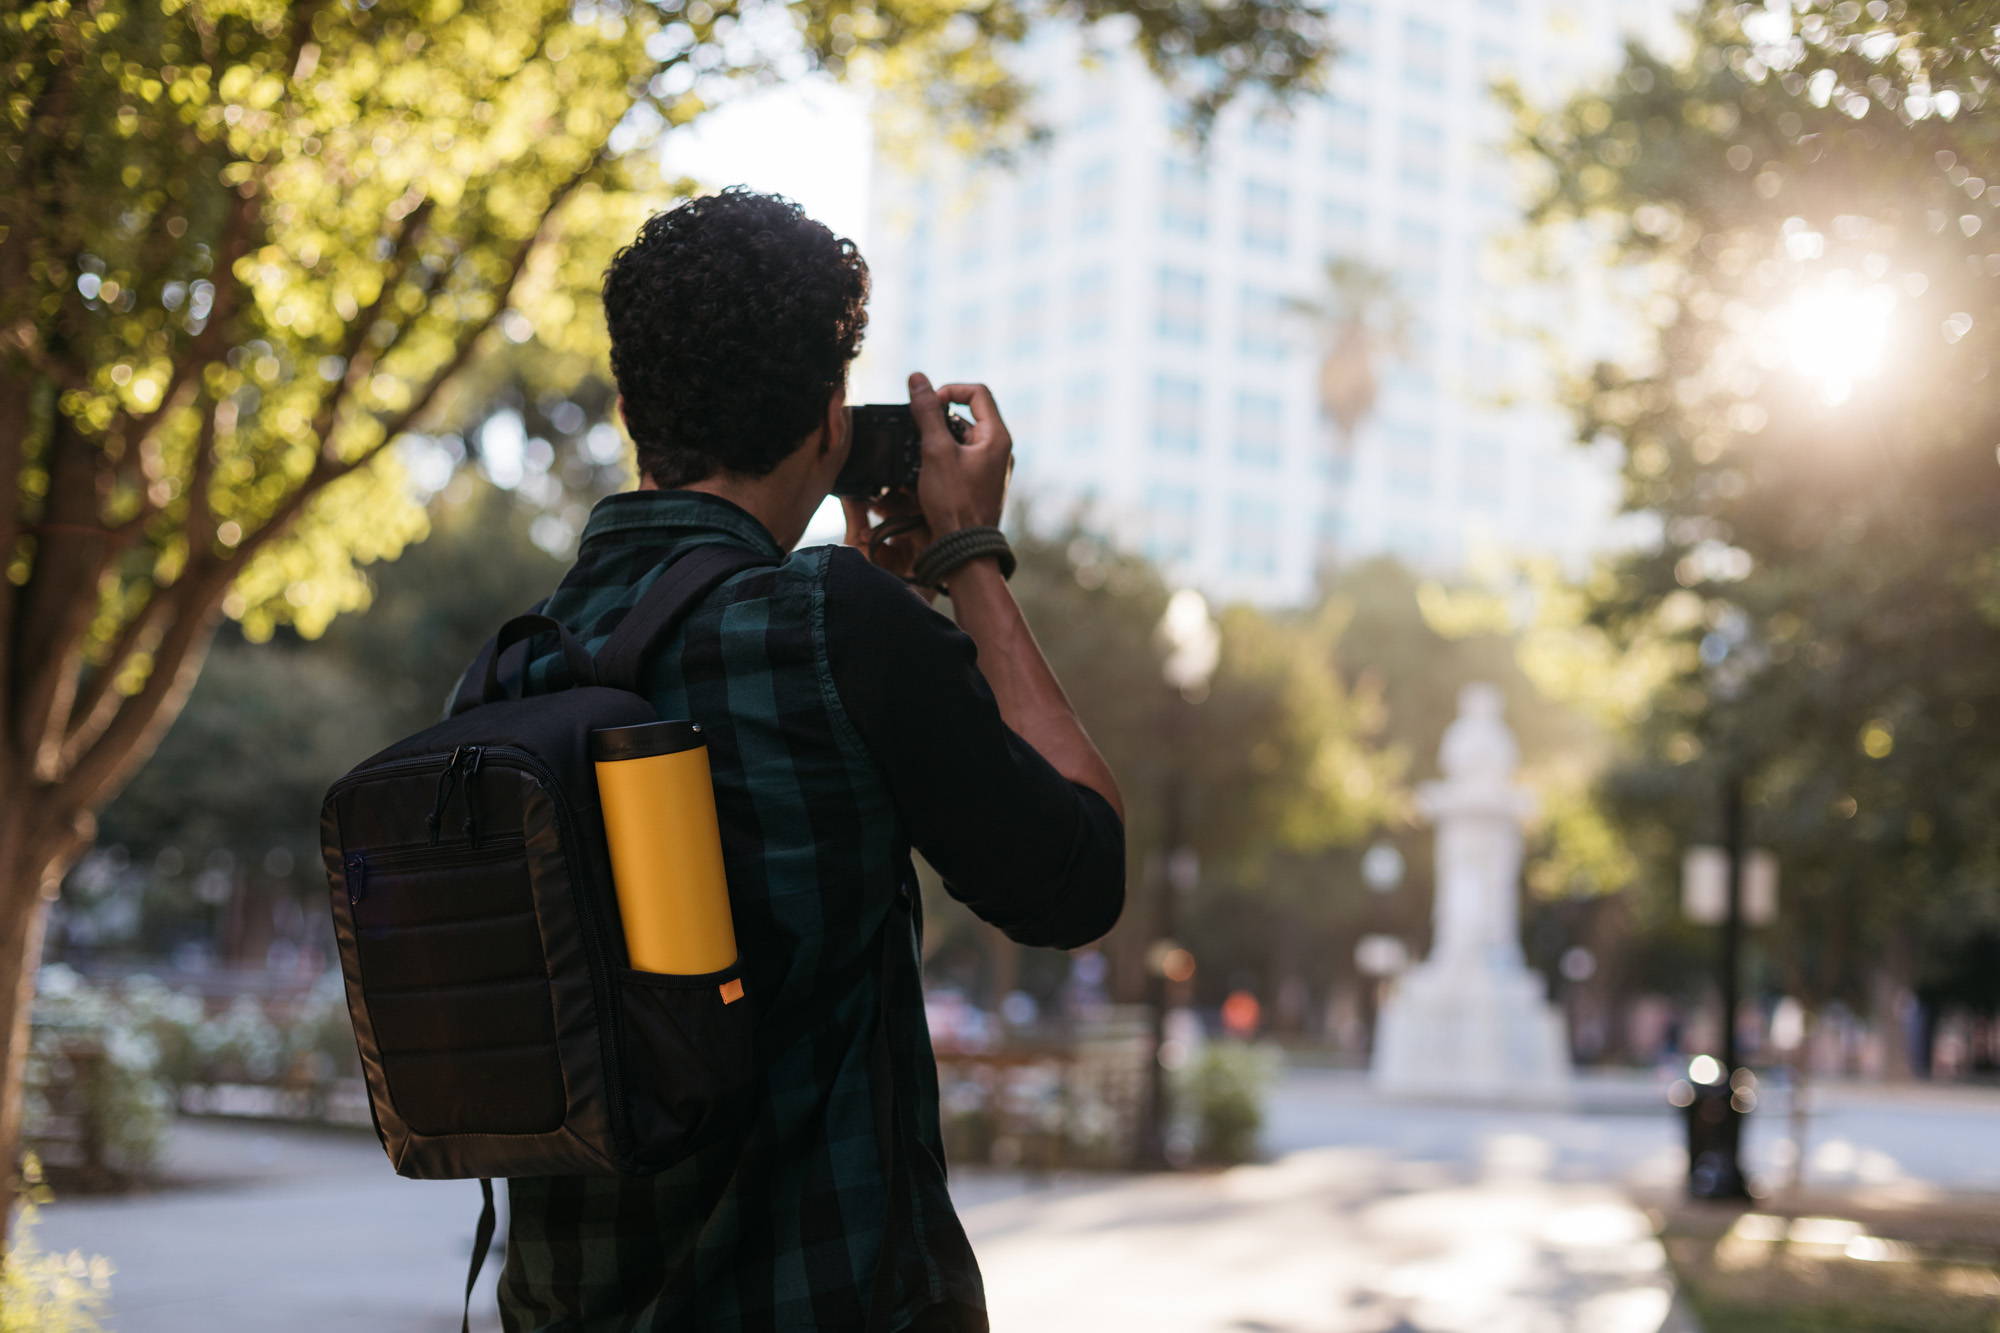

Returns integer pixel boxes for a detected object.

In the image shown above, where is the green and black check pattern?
[485,491,982,1332]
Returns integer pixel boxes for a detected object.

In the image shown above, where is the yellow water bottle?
[591,720,744,1003]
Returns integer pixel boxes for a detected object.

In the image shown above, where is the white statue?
[1372,684,1571,1103]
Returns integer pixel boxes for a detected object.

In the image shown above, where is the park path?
[37,1069,1994,1331]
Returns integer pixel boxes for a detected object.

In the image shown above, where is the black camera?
[833,404,971,499]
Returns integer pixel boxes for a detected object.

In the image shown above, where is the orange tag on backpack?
[719,978,745,1005]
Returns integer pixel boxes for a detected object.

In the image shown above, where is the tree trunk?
[0,802,78,1250]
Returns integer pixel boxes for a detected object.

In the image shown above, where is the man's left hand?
[842,492,937,602]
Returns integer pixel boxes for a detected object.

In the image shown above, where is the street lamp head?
[1361,841,1405,894]
[1157,587,1221,698]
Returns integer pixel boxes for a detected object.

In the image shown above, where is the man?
[489,187,1125,1331]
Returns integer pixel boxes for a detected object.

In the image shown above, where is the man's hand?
[909,371,1012,537]
[840,490,936,602]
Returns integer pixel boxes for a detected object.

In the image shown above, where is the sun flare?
[1766,274,1900,407]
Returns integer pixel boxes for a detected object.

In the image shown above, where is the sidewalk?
[34,1115,1687,1333]
[966,1146,1685,1333]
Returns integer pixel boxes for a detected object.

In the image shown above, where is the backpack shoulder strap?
[447,596,549,716]
[593,542,778,694]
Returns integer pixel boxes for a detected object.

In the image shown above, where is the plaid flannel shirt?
[477,489,1123,1332]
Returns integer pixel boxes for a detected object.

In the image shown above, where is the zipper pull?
[344,853,369,908]
[461,746,484,846]
[427,746,465,846]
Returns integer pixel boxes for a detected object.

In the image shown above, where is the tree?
[72,475,569,968]
[1286,257,1412,449]
[1514,1,2000,1067]
[940,521,1397,1009]
[0,0,1330,1231]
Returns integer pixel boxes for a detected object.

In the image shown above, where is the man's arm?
[903,373,1123,820]
[823,549,1124,949]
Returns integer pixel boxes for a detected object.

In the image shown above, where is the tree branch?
[7,417,124,784]
[57,575,170,771]
[58,391,228,767]
[0,361,28,764]
[305,197,435,451]
[115,191,255,476]
[55,566,228,819]
[236,157,596,567]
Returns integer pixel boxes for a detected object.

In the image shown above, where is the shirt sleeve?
[822,546,1125,950]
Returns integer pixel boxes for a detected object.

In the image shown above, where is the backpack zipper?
[342,833,528,909]
[462,745,485,847]
[426,746,467,846]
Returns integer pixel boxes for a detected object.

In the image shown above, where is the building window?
[1461,436,1509,511]
[1383,421,1434,499]
[1325,99,1370,173]
[1323,198,1367,251]
[1397,263,1441,306]
[1016,178,1049,255]
[1398,117,1445,190]
[1144,482,1200,566]
[1237,285,1290,361]
[1315,507,1350,556]
[1242,180,1290,255]
[1155,266,1207,344]
[1077,78,1118,132]
[1070,267,1110,345]
[1248,107,1294,152]
[1228,495,1280,576]
[1476,39,1514,74]
[1160,155,1210,239]
[1386,519,1433,563]
[1065,375,1103,455]
[1075,158,1115,235]
[1316,446,1355,486]
[1011,284,1044,361]
[1150,374,1203,456]
[1403,17,1448,90]
[1232,391,1283,468]
[953,299,983,363]
[1333,1,1376,33]
[1008,386,1043,462]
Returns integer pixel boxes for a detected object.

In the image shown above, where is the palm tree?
[1287,256,1413,451]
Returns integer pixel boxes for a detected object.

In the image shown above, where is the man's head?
[603,188,869,492]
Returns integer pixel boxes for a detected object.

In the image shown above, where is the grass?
[1648,1191,2000,1333]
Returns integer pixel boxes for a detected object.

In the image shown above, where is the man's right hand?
[908,371,1012,537]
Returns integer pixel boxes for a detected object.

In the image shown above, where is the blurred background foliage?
[1515,0,2000,1056]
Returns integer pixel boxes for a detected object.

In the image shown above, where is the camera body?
[833,405,971,499]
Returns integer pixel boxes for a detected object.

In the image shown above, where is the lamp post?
[1683,616,1764,1201]
[1355,840,1405,1058]
[1135,589,1219,1170]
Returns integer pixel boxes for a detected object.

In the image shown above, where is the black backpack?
[320,540,914,1330]
[319,542,777,1186]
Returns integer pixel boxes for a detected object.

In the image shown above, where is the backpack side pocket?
[616,963,757,1171]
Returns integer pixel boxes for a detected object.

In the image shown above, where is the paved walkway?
[33,1070,1995,1331]
[972,1146,1681,1333]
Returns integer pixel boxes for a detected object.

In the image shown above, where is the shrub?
[0,1157,113,1333]
[1177,1040,1279,1165]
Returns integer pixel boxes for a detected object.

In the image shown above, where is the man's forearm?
[948,559,1124,819]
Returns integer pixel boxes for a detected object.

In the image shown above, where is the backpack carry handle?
[479,613,598,704]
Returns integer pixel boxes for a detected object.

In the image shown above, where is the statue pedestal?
[1368,683,1573,1106]
[1372,956,1571,1104]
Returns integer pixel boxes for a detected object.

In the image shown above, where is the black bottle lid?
[589,719,706,762]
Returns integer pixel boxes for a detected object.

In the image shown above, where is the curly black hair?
[603,188,870,488]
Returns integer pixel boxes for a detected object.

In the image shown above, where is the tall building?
[861,0,1648,606]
